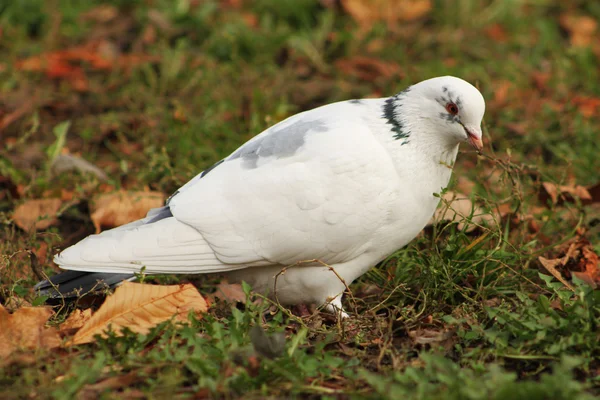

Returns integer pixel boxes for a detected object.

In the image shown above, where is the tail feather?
[34,271,135,298]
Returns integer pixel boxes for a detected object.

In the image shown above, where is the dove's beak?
[462,124,483,153]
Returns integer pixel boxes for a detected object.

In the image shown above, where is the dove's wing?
[169,100,399,267]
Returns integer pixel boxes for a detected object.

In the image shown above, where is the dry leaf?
[209,281,247,304]
[430,191,496,232]
[60,309,93,333]
[78,372,140,398]
[341,0,431,29]
[0,305,61,358]
[16,42,157,91]
[560,14,598,47]
[539,182,592,205]
[12,198,62,232]
[408,327,456,352]
[70,282,208,345]
[491,80,512,107]
[334,56,402,81]
[484,23,508,43]
[90,190,165,233]
[538,256,574,291]
[572,96,600,118]
[572,243,600,288]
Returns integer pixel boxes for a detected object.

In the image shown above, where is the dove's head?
[397,76,486,152]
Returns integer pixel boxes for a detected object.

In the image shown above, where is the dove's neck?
[374,94,460,202]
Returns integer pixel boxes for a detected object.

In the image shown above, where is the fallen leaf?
[539,182,592,205]
[560,14,598,47]
[90,190,165,233]
[0,305,61,358]
[70,282,208,345]
[531,71,551,91]
[59,309,93,333]
[78,372,140,398]
[16,42,157,91]
[538,256,574,291]
[209,281,247,304]
[0,100,36,132]
[341,0,432,29]
[484,23,508,42]
[491,80,512,107]
[334,56,402,81]
[12,198,62,232]
[572,96,600,118]
[408,327,456,352]
[430,191,496,232]
[571,242,600,288]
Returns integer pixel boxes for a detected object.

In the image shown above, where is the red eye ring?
[446,102,459,115]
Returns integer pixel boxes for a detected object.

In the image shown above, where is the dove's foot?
[324,296,349,319]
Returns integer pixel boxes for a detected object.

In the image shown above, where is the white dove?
[36,76,485,316]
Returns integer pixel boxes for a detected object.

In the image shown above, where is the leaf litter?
[68,282,208,345]
[0,305,61,359]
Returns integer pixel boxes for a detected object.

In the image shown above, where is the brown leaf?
[0,305,61,358]
[78,371,139,397]
[59,309,93,333]
[334,56,402,81]
[90,190,165,233]
[70,282,208,345]
[572,96,600,118]
[573,245,600,288]
[341,0,431,29]
[484,23,508,42]
[12,198,62,232]
[430,191,496,232]
[209,281,247,304]
[560,14,598,47]
[538,256,574,291]
[491,80,512,107]
[539,182,592,206]
[16,42,157,91]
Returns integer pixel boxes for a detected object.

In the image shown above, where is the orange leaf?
[539,182,592,205]
[69,282,208,345]
[90,190,165,233]
[334,56,402,81]
[341,0,431,29]
[572,96,600,118]
[484,23,508,42]
[559,14,598,47]
[59,309,93,333]
[209,281,247,304]
[0,305,61,358]
[12,198,62,232]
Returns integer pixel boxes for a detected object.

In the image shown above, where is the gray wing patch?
[229,119,329,168]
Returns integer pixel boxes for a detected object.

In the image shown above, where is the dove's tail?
[34,270,136,298]
[34,205,249,299]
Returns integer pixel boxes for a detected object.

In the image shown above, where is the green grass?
[1,0,600,398]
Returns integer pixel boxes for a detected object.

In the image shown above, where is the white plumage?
[52,76,486,315]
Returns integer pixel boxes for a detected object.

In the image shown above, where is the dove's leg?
[324,295,349,319]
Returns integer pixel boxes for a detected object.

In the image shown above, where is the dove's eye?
[446,102,459,115]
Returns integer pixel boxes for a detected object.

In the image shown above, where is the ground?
[1,1,600,398]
